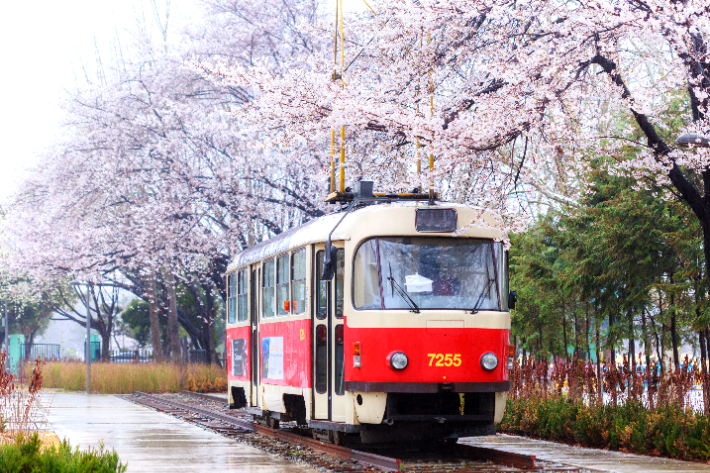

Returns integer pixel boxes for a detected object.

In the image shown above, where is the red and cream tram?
[225,185,515,443]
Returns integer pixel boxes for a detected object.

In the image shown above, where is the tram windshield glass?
[353,237,504,311]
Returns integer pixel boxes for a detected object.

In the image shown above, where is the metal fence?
[110,349,154,363]
[187,349,226,365]
[20,343,61,361]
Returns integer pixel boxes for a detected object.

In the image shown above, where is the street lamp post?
[71,280,93,394]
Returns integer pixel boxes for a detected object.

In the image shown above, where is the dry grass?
[510,354,704,412]
[37,362,227,394]
[1,353,44,445]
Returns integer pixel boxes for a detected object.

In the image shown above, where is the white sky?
[0,0,198,203]
[0,0,371,205]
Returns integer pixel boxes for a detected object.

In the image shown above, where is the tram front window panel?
[291,248,306,314]
[237,269,249,322]
[335,249,344,318]
[227,273,237,324]
[276,254,289,316]
[315,250,328,320]
[353,237,502,310]
[262,259,275,318]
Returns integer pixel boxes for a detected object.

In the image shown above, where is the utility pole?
[86,284,92,394]
[71,280,92,394]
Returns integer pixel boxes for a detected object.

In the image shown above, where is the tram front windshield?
[353,237,504,311]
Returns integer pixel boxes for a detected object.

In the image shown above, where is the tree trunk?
[574,303,581,359]
[165,270,182,364]
[706,328,710,413]
[148,276,164,363]
[641,309,651,370]
[100,329,111,363]
[660,325,667,376]
[700,329,708,415]
[628,310,636,370]
[595,322,601,388]
[650,312,664,375]
[24,327,38,359]
[562,314,568,362]
[609,312,616,368]
[670,272,679,370]
[583,304,590,361]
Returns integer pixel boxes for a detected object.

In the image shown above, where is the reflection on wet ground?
[42,393,314,473]
[462,434,710,473]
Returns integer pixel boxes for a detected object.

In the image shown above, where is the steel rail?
[133,391,255,431]
[178,390,228,403]
[129,392,402,471]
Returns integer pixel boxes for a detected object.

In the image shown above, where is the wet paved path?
[42,393,313,473]
[462,434,710,473]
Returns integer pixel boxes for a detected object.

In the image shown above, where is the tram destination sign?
[415,208,457,233]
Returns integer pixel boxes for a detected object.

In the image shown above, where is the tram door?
[312,245,346,421]
[250,266,259,407]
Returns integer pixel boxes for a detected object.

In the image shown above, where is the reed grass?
[37,362,227,394]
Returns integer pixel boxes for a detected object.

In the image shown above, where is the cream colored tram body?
[225,197,512,443]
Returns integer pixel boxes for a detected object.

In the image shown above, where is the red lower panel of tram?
[344,326,509,384]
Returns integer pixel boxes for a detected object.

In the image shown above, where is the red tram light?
[508,345,515,357]
[284,300,290,312]
[353,342,361,368]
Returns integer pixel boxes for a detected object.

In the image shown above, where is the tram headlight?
[481,352,498,371]
[389,352,408,370]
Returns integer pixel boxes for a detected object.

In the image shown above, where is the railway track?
[122,392,578,473]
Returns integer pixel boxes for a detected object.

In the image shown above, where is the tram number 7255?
[428,353,462,367]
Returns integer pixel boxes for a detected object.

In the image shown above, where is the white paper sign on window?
[261,336,284,380]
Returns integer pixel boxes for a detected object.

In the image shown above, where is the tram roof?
[227,202,495,272]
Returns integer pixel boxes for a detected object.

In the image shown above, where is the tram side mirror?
[321,242,337,280]
[508,291,517,310]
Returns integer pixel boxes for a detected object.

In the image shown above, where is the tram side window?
[335,248,344,318]
[315,251,328,320]
[352,240,381,310]
[335,325,344,395]
[315,325,328,393]
[227,273,236,324]
[237,268,248,322]
[262,259,275,318]
[291,248,306,314]
[276,254,289,316]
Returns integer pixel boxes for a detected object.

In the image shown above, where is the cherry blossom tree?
[3,4,328,362]
[194,0,710,281]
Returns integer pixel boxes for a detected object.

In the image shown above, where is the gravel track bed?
[132,392,586,473]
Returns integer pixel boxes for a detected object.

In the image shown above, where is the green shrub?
[0,433,126,473]
[498,396,710,461]
[498,396,710,462]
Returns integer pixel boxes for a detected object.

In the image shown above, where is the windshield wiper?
[387,264,420,314]
[470,292,487,314]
